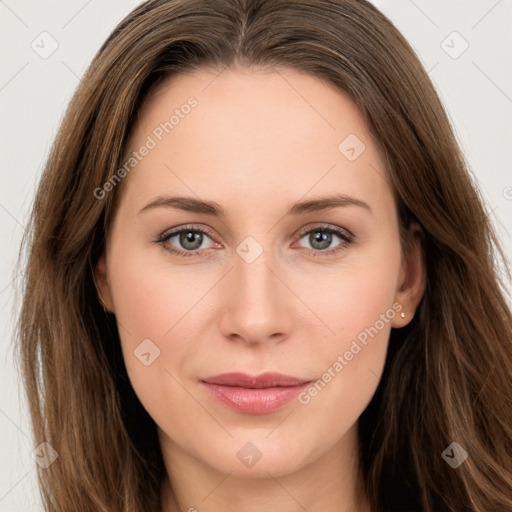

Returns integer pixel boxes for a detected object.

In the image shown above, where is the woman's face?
[97,66,423,479]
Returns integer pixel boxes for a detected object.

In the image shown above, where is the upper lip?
[201,372,311,388]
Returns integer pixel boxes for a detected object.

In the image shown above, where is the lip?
[200,372,312,414]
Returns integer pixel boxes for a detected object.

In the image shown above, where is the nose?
[218,249,296,346]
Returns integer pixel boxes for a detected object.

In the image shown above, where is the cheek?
[107,255,209,444]
[108,242,216,343]
[294,241,401,432]
[106,246,195,391]
[306,239,401,347]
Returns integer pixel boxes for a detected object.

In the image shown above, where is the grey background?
[1,1,511,509]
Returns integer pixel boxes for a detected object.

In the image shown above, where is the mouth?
[200,372,312,414]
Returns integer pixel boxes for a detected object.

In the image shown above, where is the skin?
[95,65,425,512]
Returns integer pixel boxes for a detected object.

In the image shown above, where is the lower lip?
[201,382,311,414]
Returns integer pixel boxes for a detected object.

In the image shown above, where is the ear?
[93,255,115,313]
[391,223,426,328]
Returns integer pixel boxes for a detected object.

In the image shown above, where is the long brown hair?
[16,1,512,510]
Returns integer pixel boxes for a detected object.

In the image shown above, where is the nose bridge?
[218,239,294,344]
[236,251,277,303]
[233,232,279,300]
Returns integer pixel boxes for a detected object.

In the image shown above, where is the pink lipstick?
[200,372,311,414]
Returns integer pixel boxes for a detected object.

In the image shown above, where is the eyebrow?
[138,193,371,217]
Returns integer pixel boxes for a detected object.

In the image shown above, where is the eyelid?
[158,223,219,243]
[293,223,354,241]
[158,223,354,243]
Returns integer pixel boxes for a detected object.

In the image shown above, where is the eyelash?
[156,224,354,259]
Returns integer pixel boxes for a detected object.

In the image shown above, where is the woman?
[16,0,512,511]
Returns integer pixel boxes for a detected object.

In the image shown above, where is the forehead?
[134,65,371,153]
[119,65,390,217]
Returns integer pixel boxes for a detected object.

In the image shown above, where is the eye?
[295,225,354,257]
[157,225,219,258]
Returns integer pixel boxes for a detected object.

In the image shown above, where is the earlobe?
[391,223,426,328]
[93,256,115,313]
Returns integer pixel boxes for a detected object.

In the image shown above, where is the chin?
[197,437,314,478]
